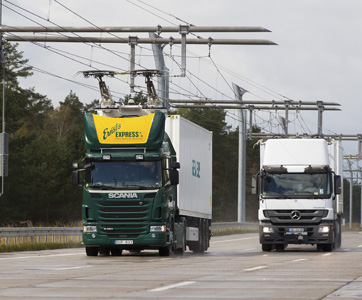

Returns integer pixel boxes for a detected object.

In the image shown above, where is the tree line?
[0,42,261,226]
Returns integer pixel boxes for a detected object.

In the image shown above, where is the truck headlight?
[150,225,166,232]
[83,226,97,233]
[262,226,274,233]
[318,226,330,233]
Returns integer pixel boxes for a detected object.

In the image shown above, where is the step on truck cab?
[252,138,343,252]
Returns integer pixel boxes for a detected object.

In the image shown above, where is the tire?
[335,217,342,249]
[193,219,205,253]
[159,244,172,256]
[174,227,186,256]
[159,223,174,256]
[275,244,285,252]
[85,247,99,256]
[99,247,110,256]
[317,243,333,252]
[262,244,272,252]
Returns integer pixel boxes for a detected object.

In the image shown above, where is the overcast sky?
[3,0,362,157]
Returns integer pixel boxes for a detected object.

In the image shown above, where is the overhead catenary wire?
[3,1,349,140]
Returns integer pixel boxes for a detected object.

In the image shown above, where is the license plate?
[288,228,304,233]
[114,240,133,245]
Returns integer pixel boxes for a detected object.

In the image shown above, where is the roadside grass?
[212,228,258,236]
[0,241,83,253]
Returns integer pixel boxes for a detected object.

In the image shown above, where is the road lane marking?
[291,258,308,262]
[145,258,173,262]
[322,253,332,257]
[53,266,92,271]
[211,237,257,244]
[244,266,267,272]
[358,245,362,248]
[0,253,82,261]
[149,281,195,292]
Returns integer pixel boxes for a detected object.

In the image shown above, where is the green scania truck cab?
[73,108,212,256]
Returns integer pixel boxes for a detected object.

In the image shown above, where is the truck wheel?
[262,244,272,252]
[85,247,99,256]
[317,244,333,252]
[174,227,186,256]
[159,225,174,256]
[275,244,285,252]
[159,245,172,256]
[99,247,110,256]
[193,219,205,253]
[335,217,342,249]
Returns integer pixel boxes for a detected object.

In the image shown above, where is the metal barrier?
[0,223,258,245]
[0,227,82,245]
[211,222,259,233]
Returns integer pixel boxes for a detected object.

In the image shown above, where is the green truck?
[72,102,212,256]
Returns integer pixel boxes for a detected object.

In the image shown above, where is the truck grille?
[264,210,328,225]
[94,193,156,238]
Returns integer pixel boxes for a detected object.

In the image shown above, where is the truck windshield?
[85,161,163,190]
[262,172,330,198]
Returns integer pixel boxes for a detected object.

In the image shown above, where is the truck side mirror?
[251,175,258,195]
[169,169,179,186]
[171,162,180,169]
[72,170,80,186]
[334,175,342,195]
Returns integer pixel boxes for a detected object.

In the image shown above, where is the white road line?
[244,266,267,272]
[322,253,332,257]
[53,266,92,271]
[149,281,195,292]
[0,253,82,261]
[211,237,257,244]
[291,258,308,262]
[145,258,173,262]
[358,245,362,248]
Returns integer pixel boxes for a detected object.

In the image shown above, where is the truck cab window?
[85,161,162,189]
[262,172,331,197]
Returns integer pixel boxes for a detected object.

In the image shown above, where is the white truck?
[252,138,343,252]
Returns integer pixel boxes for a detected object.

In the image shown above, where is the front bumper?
[259,222,334,245]
[82,231,168,249]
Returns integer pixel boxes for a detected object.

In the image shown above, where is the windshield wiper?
[119,184,150,190]
[88,184,117,190]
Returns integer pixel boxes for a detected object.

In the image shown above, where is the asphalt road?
[0,231,362,299]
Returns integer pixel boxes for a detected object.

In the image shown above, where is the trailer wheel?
[192,219,205,253]
[85,247,99,256]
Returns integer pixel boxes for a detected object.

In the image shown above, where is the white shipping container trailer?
[165,115,212,252]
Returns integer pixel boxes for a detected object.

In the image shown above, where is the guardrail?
[0,223,258,245]
[0,227,82,245]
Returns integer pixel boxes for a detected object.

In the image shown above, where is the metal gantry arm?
[3,24,276,95]
[169,98,341,138]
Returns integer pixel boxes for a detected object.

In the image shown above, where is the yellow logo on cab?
[93,113,155,144]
